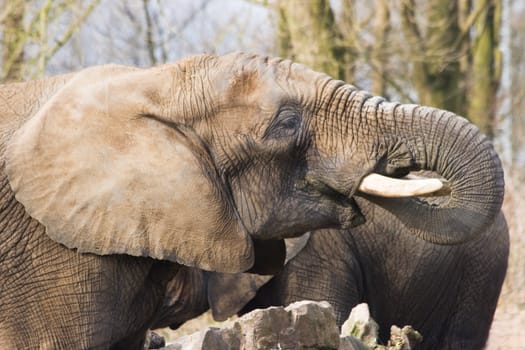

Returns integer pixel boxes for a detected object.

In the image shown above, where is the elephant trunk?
[348,90,504,244]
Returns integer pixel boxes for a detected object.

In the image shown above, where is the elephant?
[150,235,310,333]
[0,52,504,349]
[216,208,508,349]
[156,205,508,350]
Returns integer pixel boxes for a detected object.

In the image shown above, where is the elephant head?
[5,52,504,276]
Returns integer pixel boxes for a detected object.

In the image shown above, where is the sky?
[47,0,276,74]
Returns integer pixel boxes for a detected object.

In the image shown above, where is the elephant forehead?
[227,69,260,97]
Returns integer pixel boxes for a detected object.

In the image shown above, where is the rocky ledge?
[155,301,422,350]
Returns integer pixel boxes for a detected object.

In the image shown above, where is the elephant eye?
[264,109,301,139]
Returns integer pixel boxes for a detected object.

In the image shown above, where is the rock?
[145,330,166,349]
[339,304,422,350]
[340,303,379,348]
[161,301,422,350]
[339,336,370,350]
[236,305,292,349]
[285,300,340,348]
[386,325,423,350]
[164,326,242,350]
[163,300,340,350]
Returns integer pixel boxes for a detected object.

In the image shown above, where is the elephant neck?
[0,77,72,276]
[0,168,45,271]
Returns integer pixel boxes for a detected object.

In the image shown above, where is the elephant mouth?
[295,176,366,228]
[296,176,355,207]
[295,176,355,207]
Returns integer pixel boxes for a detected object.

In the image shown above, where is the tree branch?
[142,0,156,65]
[45,0,100,63]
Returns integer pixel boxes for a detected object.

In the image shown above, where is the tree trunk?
[338,0,357,83]
[371,0,390,96]
[400,0,466,115]
[510,1,525,169]
[1,0,25,82]
[142,0,157,65]
[467,0,501,138]
[277,0,346,80]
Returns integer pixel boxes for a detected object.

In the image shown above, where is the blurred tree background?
[277,0,501,136]
[1,0,523,347]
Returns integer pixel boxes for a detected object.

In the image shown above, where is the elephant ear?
[5,64,254,273]
[207,233,310,321]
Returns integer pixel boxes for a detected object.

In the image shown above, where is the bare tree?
[400,0,466,116]
[509,3,525,169]
[277,0,347,80]
[396,0,501,137]
[370,0,390,96]
[0,0,100,82]
[276,0,502,137]
[1,0,25,81]
[96,0,273,67]
[466,0,502,137]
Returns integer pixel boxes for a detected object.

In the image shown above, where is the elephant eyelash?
[263,109,302,140]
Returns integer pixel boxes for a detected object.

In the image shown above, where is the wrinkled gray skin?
[236,208,509,350]
[151,235,310,335]
[160,206,508,350]
[0,53,504,349]
[152,266,209,331]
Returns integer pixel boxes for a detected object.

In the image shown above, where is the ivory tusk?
[358,173,448,198]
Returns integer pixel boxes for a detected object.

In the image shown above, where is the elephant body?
[0,53,505,348]
[241,199,509,349]
[2,237,177,348]
[0,75,205,349]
